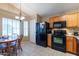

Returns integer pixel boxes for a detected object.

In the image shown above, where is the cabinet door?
[73,37,77,54]
[47,34,52,48]
[48,18,52,23]
[66,13,78,27]
[53,16,60,22]
[66,37,73,53]
[60,15,66,21]
[77,13,79,27]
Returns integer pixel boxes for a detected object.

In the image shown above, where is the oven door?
[53,36,66,46]
[53,36,66,52]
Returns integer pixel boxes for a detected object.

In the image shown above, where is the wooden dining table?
[0,38,18,56]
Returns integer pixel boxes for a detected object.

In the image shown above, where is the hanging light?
[15,16,19,19]
[15,3,25,20]
[15,16,25,20]
[21,16,25,20]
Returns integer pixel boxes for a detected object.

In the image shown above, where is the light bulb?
[15,16,19,19]
[21,16,25,20]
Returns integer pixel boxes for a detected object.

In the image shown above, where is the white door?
[29,19,36,43]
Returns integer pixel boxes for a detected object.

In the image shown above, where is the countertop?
[66,35,79,40]
[47,33,79,40]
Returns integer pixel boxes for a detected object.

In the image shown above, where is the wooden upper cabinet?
[49,17,54,23]
[77,13,79,27]
[60,15,66,21]
[52,16,66,22]
[66,13,78,27]
[48,13,79,28]
[53,16,61,22]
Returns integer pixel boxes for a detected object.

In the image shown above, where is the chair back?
[18,34,23,42]
[12,33,18,39]
[17,34,23,47]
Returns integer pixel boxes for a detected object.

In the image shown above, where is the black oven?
[53,36,65,44]
[53,30,66,52]
[53,21,66,28]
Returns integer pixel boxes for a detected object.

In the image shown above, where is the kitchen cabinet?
[77,13,79,27]
[53,16,61,22]
[73,37,77,54]
[48,16,67,28]
[48,13,78,28]
[47,34,52,48]
[77,40,79,55]
[66,13,78,27]
[60,15,66,21]
[66,36,73,53]
[66,36,77,54]
[48,17,53,23]
[51,16,66,22]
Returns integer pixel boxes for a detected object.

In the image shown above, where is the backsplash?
[67,28,79,35]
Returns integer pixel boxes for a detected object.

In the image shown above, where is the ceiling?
[13,3,79,18]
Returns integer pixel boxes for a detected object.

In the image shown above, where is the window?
[7,18,12,36]
[12,20,20,35]
[23,21,28,36]
[2,18,20,37]
[2,18,8,35]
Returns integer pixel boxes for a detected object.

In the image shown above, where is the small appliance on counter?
[74,31,79,36]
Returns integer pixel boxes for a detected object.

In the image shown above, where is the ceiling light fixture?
[21,16,25,20]
[15,3,25,20]
[15,16,19,19]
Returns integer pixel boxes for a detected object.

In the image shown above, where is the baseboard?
[66,51,77,55]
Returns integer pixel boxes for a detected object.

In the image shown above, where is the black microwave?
[53,21,66,28]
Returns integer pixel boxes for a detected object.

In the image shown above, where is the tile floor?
[18,41,76,56]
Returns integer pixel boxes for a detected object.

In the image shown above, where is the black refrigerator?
[36,22,49,47]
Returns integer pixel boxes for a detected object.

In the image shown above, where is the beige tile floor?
[18,41,76,56]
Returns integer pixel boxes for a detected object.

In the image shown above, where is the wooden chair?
[0,42,8,55]
[17,35,23,51]
[8,39,18,56]
[7,34,23,56]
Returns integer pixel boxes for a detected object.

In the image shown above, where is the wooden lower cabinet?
[77,40,79,55]
[73,37,77,54]
[47,34,52,48]
[66,37,73,53]
[66,36,77,54]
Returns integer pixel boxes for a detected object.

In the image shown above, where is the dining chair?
[17,34,23,51]
[8,34,18,56]
[5,39,18,56]
[0,42,8,55]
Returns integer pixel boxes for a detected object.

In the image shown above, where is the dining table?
[0,37,18,56]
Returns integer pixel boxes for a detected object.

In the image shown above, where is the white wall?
[29,19,36,43]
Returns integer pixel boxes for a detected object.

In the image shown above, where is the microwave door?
[53,21,66,28]
[54,24,61,28]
